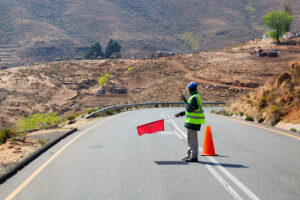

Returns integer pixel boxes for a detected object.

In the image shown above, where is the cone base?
[201,153,218,156]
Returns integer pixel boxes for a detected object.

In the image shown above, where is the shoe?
[182,156,190,161]
[183,157,198,162]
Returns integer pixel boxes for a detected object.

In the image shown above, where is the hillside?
[0,0,300,67]
[225,60,300,127]
[0,38,300,129]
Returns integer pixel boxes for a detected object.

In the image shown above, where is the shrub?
[67,115,76,121]
[39,140,47,146]
[290,128,297,132]
[271,105,279,113]
[240,112,244,116]
[17,113,61,132]
[210,110,217,114]
[98,76,108,85]
[219,109,230,116]
[245,116,254,121]
[0,127,17,144]
[105,73,110,78]
[87,108,97,114]
[128,67,133,71]
[258,97,268,109]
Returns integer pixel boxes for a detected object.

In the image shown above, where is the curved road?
[0,108,299,200]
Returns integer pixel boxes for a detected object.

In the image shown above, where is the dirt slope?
[226,59,300,126]
[0,38,300,129]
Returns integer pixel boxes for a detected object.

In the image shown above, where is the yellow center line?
[5,115,117,200]
[208,113,300,140]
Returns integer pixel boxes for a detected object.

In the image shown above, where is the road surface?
[0,108,299,200]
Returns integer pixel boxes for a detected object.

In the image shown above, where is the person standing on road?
[174,82,205,162]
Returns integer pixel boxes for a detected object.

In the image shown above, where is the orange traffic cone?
[201,125,218,156]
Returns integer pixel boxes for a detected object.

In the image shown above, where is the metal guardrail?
[85,102,226,119]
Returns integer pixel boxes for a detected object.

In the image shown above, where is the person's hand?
[174,114,180,118]
[181,94,187,102]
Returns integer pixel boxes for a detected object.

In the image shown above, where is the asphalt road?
[0,108,299,200]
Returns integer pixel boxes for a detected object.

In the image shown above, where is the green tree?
[85,42,104,59]
[105,39,122,59]
[263,11,293,44]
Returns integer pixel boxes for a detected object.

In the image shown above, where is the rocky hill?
[226,59,300,127]
[0,0,299,66]
[0,37,300,129]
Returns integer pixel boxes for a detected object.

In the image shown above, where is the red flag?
[137,119,164,136]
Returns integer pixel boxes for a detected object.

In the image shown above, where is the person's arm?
[175,111,185,117]
[175,96,199,117]
[185,96,199,113]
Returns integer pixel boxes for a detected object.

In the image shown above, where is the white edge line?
[169,118,260,200]
[5,116,117,200]
[174,130,184,140]
[169,119,187,139]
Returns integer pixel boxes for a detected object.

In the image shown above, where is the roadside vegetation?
[0,127,17,144]
[17,113,61,132]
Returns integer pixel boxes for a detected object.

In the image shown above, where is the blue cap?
[187,82,197,89]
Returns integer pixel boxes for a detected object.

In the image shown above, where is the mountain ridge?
[0,0,299,66]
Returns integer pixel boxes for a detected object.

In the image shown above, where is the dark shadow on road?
[154,161,189,165]
[198,161,248,168]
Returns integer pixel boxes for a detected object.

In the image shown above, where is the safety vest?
[185,93,205,124]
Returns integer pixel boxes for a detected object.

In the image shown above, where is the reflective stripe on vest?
[185,93,205,125]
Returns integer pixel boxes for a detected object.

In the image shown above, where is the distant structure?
[97,82,127,96]
[97,89,106,95]
[151,51,176,58]
[262,34,268,40]
[109,87,127,94]
[257,49,279,57]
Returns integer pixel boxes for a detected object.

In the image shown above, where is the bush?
[290,128,297,132]
[210,110,217,114]
[271,105,280,113]
[39,139,47,146]
[240,112,244,116]
[128,67,133,71]
[87,108,97,114]
[218,109,230,116]
[105,73,110,78]
[245,116,254,121]
[98,76,108,85]
[67,115,76,121]
[17,113,61,132]
[0,127,17,144]
[258,97,268,109]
